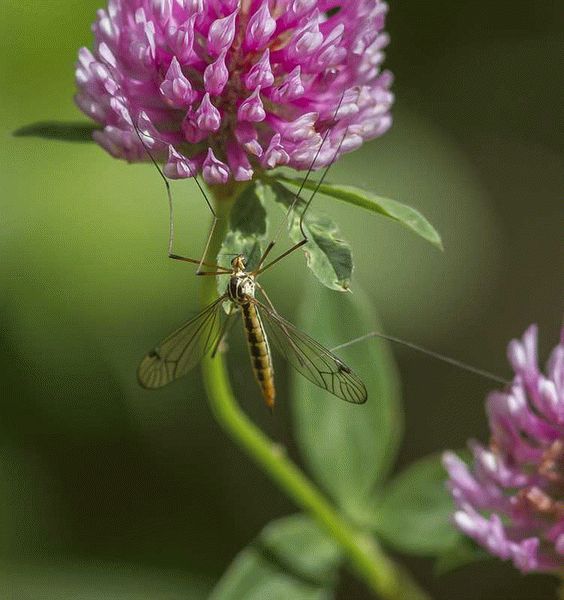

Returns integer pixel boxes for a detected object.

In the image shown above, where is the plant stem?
[200,189,431,600]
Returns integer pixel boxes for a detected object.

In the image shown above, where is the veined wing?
[254,300,367,404]
[138,295,227,389]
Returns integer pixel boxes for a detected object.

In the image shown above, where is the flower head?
[443,325,564,573]
[75,1,393,185]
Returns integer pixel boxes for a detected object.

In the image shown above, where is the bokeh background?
[1,1,562,598]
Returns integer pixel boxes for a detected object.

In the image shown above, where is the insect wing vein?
[253,300,367,404]
[138,295,227,389]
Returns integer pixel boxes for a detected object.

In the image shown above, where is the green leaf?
[259,515,342,584]
[434,537,492,576]
[369,454,460,556]
[276,176,443,250]
[266,181,353,292]
[13,121,100,143]
[217,180,268,271]
[210,514,341,600]
[210,551,330,600]
[292,282,402,518]
[217,181,268,299]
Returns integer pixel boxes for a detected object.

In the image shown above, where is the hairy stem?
[200,189,431,600]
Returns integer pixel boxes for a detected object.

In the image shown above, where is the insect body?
[138,254,367,409]
[102,66,500,406]
[227,258,256,302]
[227,256,276,408]
[240,294,276,409]
[117,79,366,408]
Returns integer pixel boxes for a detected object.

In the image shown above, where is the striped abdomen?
[242,302,276,409]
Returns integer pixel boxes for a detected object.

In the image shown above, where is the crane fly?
[98,65,505,401]
[137,250,367,408]
[96,61,504,409]
[131,99,367,408]
[97,58,368,408]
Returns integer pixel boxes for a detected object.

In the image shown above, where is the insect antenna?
[98,57,223,274]
[332,332,510,386]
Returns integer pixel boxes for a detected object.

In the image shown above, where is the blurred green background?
[1,1,562,598]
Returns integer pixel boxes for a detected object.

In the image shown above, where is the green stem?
[200,190,431,600]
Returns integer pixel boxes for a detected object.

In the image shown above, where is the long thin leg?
[195,211,223,275]
[254,239,308,276]
[331,332,510,385]
[133,126,223,274]
[254,92,359,277]
[100,58,222,274]
[255,282,277,313]
[297,124,349,239]
[252,239,277,276]
[140,134,176,258]
[253,119,352,278]
[169,254,230,274]
[253,92,348,274]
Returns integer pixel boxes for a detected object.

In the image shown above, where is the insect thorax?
[227,273,256,304]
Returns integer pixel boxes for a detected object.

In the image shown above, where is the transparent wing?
[254,300,367,404]
[138,296,227,389]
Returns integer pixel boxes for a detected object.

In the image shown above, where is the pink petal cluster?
[75,0,393,185]
[443,325,564,573]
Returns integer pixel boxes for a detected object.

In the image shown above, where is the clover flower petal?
[76,1,393,182]
[444,326,564,573]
